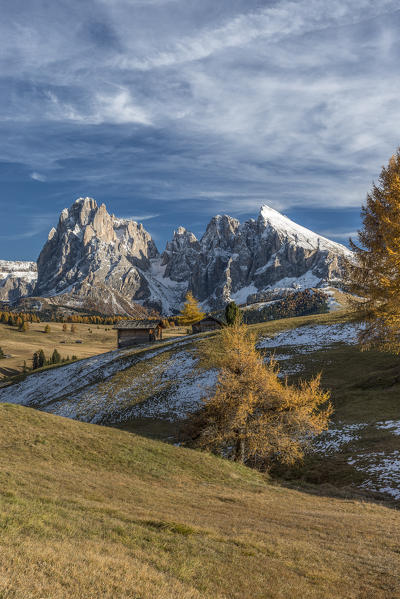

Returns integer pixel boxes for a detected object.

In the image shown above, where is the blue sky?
[1,0,399,259]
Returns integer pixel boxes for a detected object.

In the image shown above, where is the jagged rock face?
[161,205,352,309]
[30,198,351,314]
[0,260,37,303]
[35,198,159,312]
[162,227,200,282]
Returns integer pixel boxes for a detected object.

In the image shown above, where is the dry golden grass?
[0,403,399,599]
[0,322,117,379]
[0,322,189,380]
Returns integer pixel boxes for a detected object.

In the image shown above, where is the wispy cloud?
[119,213,160,221]
[319,230,358,240]
[30,172,47,182]
[0,214,57,240]
[115,0,399,70]
[1,0,400,257]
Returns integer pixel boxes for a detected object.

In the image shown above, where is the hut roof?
[195,315,225,326]
[114,319,163,330]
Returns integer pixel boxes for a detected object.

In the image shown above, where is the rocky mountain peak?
[258,204,351,256]
[201,214,240,251]
[35,198,159,311]
[172,227,198,246]
[2,199,352,314]
[161,227,200,283]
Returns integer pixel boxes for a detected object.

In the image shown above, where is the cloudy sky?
[1,0,400,259]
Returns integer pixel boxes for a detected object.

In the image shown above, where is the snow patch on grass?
[258,322,360,352]
[0,339,193,411]
[376,420,400,436]
[348,451,400,500]
[313,423,368,454]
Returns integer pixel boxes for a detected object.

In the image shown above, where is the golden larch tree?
[192,322,332,468]
[178,291,205,326]
[348,150,400,353]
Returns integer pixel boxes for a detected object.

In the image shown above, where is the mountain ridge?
[0,260,37,303]
[1,198,351,314]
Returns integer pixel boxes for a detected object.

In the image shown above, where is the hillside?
[0,321,187,380]
[1,311,400,503]
[0,403,399,599]
[0,322,116,380]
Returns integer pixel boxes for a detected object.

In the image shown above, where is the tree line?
[243,289,328,324]
[0,310,131,328]
[31,349,78,370]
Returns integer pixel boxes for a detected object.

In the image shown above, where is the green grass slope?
[253,312,400,501]
[0,403,399,599]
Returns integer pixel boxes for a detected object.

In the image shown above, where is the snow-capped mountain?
[0,260,37,302]
[161,204,351,309]
[31,198,351,314]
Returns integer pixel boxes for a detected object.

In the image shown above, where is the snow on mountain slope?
[259,205,351,255]
[0,319,360,426]
[3,198,352,314]
[0,260,37,302]
[52,349,217,423]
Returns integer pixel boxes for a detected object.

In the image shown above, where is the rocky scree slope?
[16,198,351,314]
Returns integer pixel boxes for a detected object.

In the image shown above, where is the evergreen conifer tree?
[178,292,205,326]
[348,150,400,353]
[38,350,46,368]
[225,301,241,325]
[51,349,61,364]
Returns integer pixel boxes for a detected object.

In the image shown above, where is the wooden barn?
[114,319,164,348]
[192,315,224,334]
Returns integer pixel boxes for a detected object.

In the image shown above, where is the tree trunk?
[234,433,246,463]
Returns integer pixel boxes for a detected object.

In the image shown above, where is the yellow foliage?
[348,149,400,353]
[178,292,205,326]
[193,322,332,468]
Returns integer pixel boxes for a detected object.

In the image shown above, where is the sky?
[1,0,400,260]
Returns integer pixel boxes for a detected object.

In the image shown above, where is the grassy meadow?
[0,321,188,381]
[1,309,399,503]
[0,402,399,599]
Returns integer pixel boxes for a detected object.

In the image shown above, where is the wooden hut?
[192,315,224,334]
[114,319,164,348]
